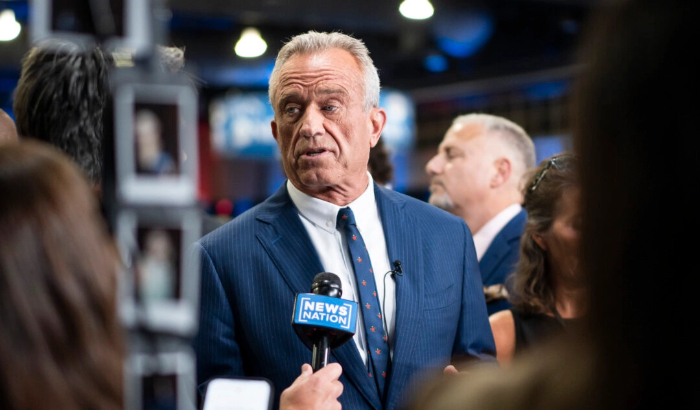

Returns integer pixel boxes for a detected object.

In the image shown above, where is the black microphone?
[393,260,403,276]
[291,273,357,371]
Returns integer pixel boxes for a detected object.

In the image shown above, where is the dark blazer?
[193,183,495,410]
[479,209,527,316]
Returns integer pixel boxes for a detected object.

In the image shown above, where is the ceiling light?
[399,0,434,20]
[0,9,21,41]
[235,28,267,58]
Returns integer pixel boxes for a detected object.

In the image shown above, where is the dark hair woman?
[409,1,694,409]
[489,153,586,364]
[12,43,112,185]
[0,141,123,410]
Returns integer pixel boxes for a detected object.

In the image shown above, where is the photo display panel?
[135,226,183,303]
[134,103,181,177]
[116,208,200,336]
[114,77,198,206]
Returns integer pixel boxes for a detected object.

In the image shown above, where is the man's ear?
[368,107,387,148]
[490,157,512,188]
[533,233,548,251]
[271,120,278,142]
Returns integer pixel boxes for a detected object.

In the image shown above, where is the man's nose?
[299,107,325,138]
[426,154,444,176]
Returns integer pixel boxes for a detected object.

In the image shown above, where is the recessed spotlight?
[235,28,267,58]
[399,0,434,20]
[0,9,21,42]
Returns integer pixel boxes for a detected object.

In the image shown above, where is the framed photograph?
[30,0,151,54]
[117,207,201,335]
[114,79,198,205]
[125,349,196,410]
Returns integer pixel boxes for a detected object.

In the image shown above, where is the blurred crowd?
[0,0,692,409]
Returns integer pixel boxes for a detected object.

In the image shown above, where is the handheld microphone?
[291,272,357,371]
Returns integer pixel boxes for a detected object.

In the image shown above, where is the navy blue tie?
[336,207,390,398]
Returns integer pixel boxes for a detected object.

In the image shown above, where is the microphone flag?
[291,293,357,351]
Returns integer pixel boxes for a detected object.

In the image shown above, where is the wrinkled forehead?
[272,49,364,102]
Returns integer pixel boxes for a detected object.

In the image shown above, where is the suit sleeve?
[452,221,497,361]
[192,242,245,396]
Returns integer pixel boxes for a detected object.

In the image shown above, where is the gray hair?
[452,113,536,170]
[268,31,380,112]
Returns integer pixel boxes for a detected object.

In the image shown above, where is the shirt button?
[326,220,333,227]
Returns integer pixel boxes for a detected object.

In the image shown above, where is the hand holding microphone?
[280,363,343,410]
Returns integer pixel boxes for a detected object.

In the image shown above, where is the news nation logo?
[293,294,357,333]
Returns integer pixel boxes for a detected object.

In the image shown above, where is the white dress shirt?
[287,173,395,365]
[473,204,523,261]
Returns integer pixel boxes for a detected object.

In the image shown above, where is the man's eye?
[323,105,337,112]
[285,106,299,115]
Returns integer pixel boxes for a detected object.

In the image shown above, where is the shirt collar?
[287,172,377,234]
[473,203,522,261]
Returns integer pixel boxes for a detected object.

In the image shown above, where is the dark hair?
[368,137,393,186]
[407,1,694,409]
[0,141,123,410]
[13,43,112,185]
[575,0,694,406]
[508,154,578,314]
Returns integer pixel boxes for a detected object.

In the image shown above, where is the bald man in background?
[426,114,536,315]
[0,109,18,145]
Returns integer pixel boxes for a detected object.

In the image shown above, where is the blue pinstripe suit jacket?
[480,209,527,316]
[193,183,496,410]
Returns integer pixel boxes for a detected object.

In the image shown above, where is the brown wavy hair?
[508,153,578,314]
[0,142,123,410]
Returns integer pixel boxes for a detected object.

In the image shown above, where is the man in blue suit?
[193,32,495,410]
[426,114,536,316]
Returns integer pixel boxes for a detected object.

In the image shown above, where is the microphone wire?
[381,261,402,350]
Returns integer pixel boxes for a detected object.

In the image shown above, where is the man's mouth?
[429,180,444,191]
[303,148,328,157]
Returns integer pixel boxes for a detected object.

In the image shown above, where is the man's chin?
[289,170,336,192]
[428,194,454,211]
[298,172,332,187]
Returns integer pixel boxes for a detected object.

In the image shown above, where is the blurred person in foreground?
[0,141,123,410]
[0,109,18,145]
[193,30,495,410]
[489,154,586,364]
[0,141,344,410]
[426,114,536,315]
[409,0,694,408]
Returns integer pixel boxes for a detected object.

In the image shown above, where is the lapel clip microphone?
[393,260,403,276]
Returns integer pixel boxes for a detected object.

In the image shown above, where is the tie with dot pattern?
[336,207,390,398]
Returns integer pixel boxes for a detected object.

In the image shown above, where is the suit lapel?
[331,338,384,409]
[256,184,383,410]
[255,185,323,294]
[479,233,507,284]
[374,186,424,409]
[479,209,526,284]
